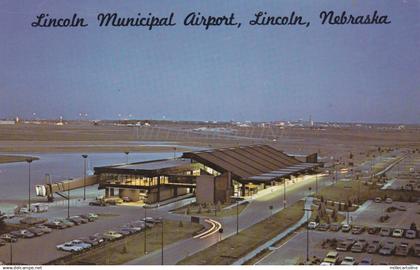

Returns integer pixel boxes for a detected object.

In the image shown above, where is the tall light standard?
[161,219,164,265]
[236,200,239,235]
[124,152,129,164]
[303,193,312,264]
[26,159,33,210]
[82,154,88,201]
[9,238,13,265]
[283,178,287,209]
[144,206,147,254]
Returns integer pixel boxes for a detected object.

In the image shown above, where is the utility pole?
[82,154,88,200]
[26,159,33,211]
[303,198,312,264]
[144,206,147,254]
[161,220,164,265]
[315,172,318,195]
[67,181,70,219]
[236,200,239,235]
[9,240,13,265]
[283,179,287,208]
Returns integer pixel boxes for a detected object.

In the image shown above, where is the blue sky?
[0,0,419,123]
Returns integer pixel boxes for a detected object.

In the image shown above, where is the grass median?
[50,220,203,265]
[178,200,304,265]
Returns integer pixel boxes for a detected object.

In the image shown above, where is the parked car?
[320,262,334,266]
[359,257,373,265]
[60,219,76,227]
[379,241,396,255]
[368,227,381,235]
[89,200,107,206]
[341,224,352,233]
[414,243,420,257]
[395,242,410,257]
[336,239,356,251]
[340,256,356,265]
[35,224,53,233]
[351,225,365,235]
[392,228,404,238]
[68,217,83,225]
[80,213,98,222]
[118,227,135,235]
[385,198,393,204]
[329,223,341,232]
[351,240,368,253]
[142,217,155,224]
[28,227,45,236]
[103,231,123,241]
[397,205,407,211]
[125,223,143,232]
[80,235,105,247]
[13,230,35,239]
[367,240,381,253]
[318,223,330,231]
[0,234,17,243]
[0,239,6,247]
[57,241,84,252]
[404,229,417,239]
[323,251,339,265]
[374,197,382,203]
[380,227,392,237]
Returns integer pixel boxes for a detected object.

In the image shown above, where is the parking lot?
[257,229,420,265]
[0,203,192,264]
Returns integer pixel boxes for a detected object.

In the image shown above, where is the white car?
[340,256,356,265]
[56,240,91,252]
[392,228,404,238]
[308,222,319,230]
[57,241,84,252]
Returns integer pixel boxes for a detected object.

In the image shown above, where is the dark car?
[379,241,396,256]
[68,217,83,225]
[318,223,330,231]
[35,224,52,233]
[359,257,373,265]
[368,227,381,235]
[351,225,365,235]
[28,227,45,236]
[395,242,410,257]
[367,240,381,253]
[330,223,341,232]
[336,239,356,251]
[0,239,5,247]
[351,239,368,253]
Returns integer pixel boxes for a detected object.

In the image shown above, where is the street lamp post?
[82,154,88,201]
[67,181,70,219]
[9,240,13,265]
[283,178,287,209]
[144,206,147,254]
[236,200,239,235]
[304,200,312,263]
[315,172,318,195]
[161,220,164,265]
[26,159,33,210]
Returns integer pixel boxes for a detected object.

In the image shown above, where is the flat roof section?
[94,158,193,176]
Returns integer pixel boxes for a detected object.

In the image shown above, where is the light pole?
[67,181,70,219]
[161,219,164,265]
[9,239,13,265]
[82,154,88,201]
[26,159,33,211]
[315,172,318,195]
[144,206,147,254]
[304,196,312,264]
[236,200,239,235]
[283,178,287,209]
[124,152,129,164]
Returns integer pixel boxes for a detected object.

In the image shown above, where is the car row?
[321,251,374,265]
[56,216,162,253]
[308,222,418,239]
[334,238,420,257]
[0,213,98,244]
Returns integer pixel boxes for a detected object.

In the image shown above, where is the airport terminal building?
[94,144,321,204]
